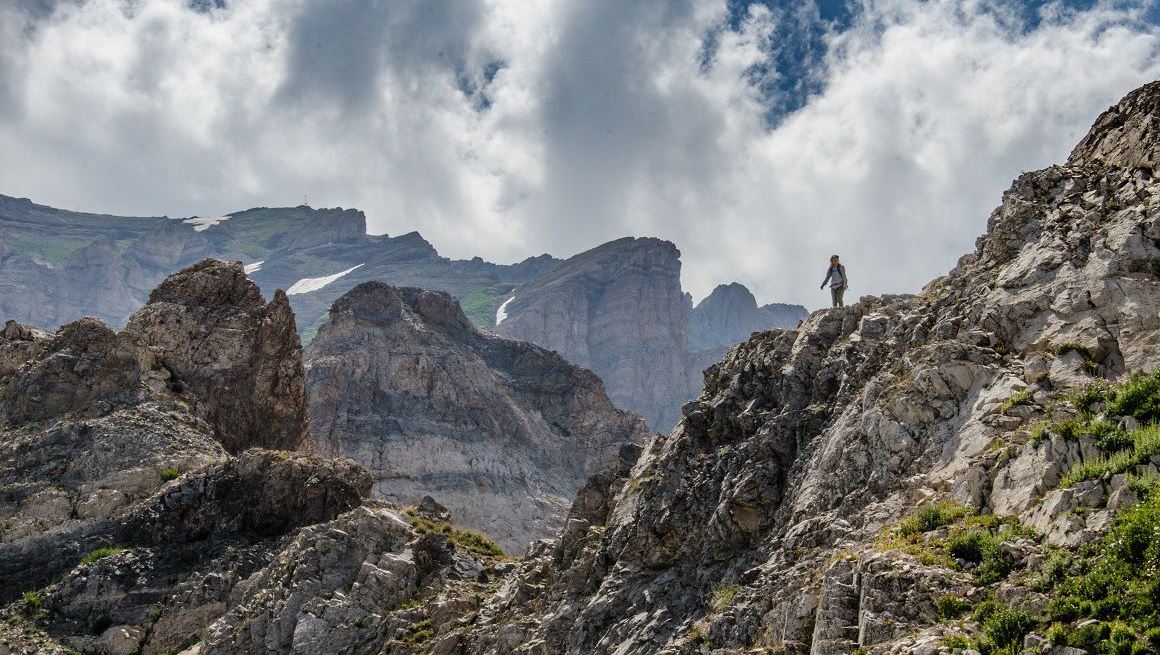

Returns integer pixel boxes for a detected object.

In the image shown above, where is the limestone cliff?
[305,282,649,553]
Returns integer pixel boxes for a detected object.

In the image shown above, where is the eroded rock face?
[306,282,649,553]
[122,259,309,453]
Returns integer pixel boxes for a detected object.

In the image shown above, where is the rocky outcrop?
[306,282,649,553]
[0,260,505,655]
[689,282,808,350]
[122,259,309,453]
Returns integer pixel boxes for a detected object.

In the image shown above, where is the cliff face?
[0,260,506,655]
[305,282,649,553]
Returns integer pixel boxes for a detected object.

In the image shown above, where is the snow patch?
[286,264,363,296]
[183,215,231,231]
[243,261,264,274]
[496,295,515,325]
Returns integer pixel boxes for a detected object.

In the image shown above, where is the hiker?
[820,255,848,308]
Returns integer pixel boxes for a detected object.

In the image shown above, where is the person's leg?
[836,287,845,308]
[831,287,839,307]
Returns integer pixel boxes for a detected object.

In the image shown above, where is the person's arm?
[820,268,831,289]
[840,264,848,289]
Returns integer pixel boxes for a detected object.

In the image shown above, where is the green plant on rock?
[1000,390,1034,413]
[941,633,971,649]
[160,467,181,481]
[1106,370,1160,424]
[935,594,971,620]
[1042,490,1160,648]
[1056,342,1094,359]
[80,546,124,566]
[709,584,741,612]
[896,502,972,538]
[404,510,506,558]
[1060,425,1160,487]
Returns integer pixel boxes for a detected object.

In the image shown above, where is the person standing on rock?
[820,255,848,308]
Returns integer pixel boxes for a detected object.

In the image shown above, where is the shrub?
[160,467,181,481]
[935,595,971,620]
[897,502,972,537]
[978,607,1035,654]
[1107,370,1160,424]
[947,529,1013,585]
[1061,425,1160,487]
[80,546,124,566]
[941,633,971,649]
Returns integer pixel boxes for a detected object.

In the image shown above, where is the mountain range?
[0,198,806,431]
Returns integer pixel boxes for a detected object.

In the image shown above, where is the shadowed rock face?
[122,259,309,453]
[306,282,649,553]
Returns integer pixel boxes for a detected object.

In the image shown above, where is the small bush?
[947,529,1014,585]
[1107,370,1160,424]
[160,467,181,481]
[406,512,506,558]
[1000,390,1034,413]
[982,607,1035,651]
[1061,425,1160,487]
[80,546,124,566]
[941,633,971,649]
[897,502,972,538]
[935,594,971,620]
[710,584,741,611]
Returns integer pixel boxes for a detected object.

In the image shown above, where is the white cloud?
[0,0,1157,308]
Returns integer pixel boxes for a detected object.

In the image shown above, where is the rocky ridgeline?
[305,282,649,553]
[0,261,511,655]
[358,82,1160,653]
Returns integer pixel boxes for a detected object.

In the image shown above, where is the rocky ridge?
[364,81,1160,654]
[305,282,649,553]
[0,260,509,655]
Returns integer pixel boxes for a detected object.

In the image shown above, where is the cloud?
[0,0,1157,308]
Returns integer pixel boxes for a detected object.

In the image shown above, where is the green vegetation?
[935,594,971,620]
[709,584,741,612]
[1056,342,1094,359]
[971,600,1036,655]
[79,546,125,566]
[941,633,971,649]
[999,389,1034,413]
[1060,425,1160,487]
[896,502,972,538]
[160,467,181,481]
[460,285,518,329]
[404,509,506,558]
[883,504,1029,585]
[21,591,49,621]
[403,618,434,645]
[1039,490,1160,651]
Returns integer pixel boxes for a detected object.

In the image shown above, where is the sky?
[1,0,1159,308]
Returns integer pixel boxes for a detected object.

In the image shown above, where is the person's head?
[830,254,840,265]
